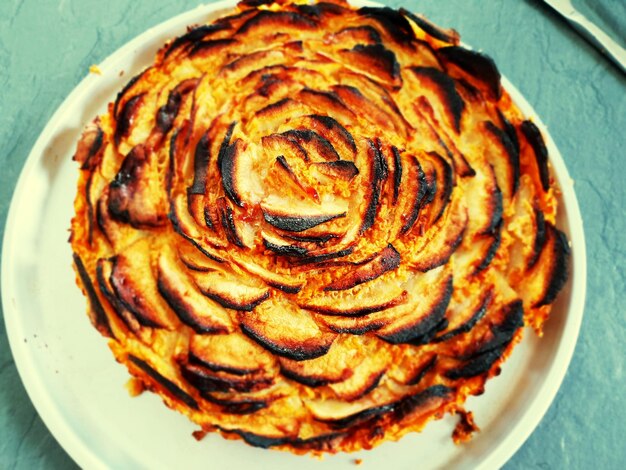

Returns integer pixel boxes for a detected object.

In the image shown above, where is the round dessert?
[70,0,569,455]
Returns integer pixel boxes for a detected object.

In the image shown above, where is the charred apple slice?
[156,248,234,334]
[433,289,493,343]
[375,266,453,344]
[241,297,337,361]
[483,120,520,200]
[339,44,402,88]
[518,222,569,308]
[302,114,357,159]
[310,161,359,182]
[323,244,401,291]
[403,194,467,272]
[444,300,523,380]
[261,201,347,233]
[127,355,199,410]
[181,362,274,394]
[326,337,392,401]
[278,336,360,387]
[192,269,270,311]
[297,268,408,317]
[409,66,464,133]
[437,46,502,100]
[72,253,113,338]
[230,256,305,294]
[189,333,277,377]
[96,257,143,333]
[108,144,168,228]
[109,239,179,329]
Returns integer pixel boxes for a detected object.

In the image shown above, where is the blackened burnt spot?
[358,6,416,46]
[400,8,459,44]
[73,253,113,338]
[438,46,502,100]
[129,355,199,409]
[164,23,231,58]
[521,120,550,192]
[114,94,145,146]
[411,67,465,133]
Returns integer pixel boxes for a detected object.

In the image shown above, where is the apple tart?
[70,0,570,454]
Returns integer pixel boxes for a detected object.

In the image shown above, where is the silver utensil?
[542,0,626,73]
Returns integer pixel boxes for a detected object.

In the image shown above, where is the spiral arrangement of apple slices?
[70,0,569,454]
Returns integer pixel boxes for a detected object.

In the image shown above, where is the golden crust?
[70,0,569,455]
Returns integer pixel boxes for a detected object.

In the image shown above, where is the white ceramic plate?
[2,1,586,469]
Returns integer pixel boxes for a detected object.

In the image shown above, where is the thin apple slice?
[323,244,401,291]
[305,397,389,424]
[403,194,467,272]
[518,222,569,308]
[327,337,392,401]
[359,139,389,234]
[463,155,503,236]
[156,248,234,334]
[332,84,397,134]
[433,289,493,343]
[444,300,523,380]
[339,43,401,88]
[298,268,408,317]
[219,49,286,81]
[128,355,199,410]
[333,24,382,45]
[279,129,341,162]
[230,256,305,294]
[262,230,309,257]
[262,208,346,233]
[192,270,270,311]
[236,9,317,36]
[295,89,357,128]
[374,266,453,344]
[181,362,274,394]
[409,66,464,133]
[72,253,113,338]
[73,120,105,170]
[108,144,168,228]
[437,46,502,100]
[240,297,337,361]
[312,312,388,335]
[96,257,142,333]
[109,239,179,329]
[189,332,276,376]
[483,120,520,199]
[401,8,460,44]
[278,335,361,387]
[217,125,245,207]
[394,152,429,236]
[520,120,550,192]
[260,196,348,233]
[419,151,454,226]
[301,114,357,159]
[114,93,144,147]
[177,240,224,271]
[310,161,359,182]
[253,98,310,134]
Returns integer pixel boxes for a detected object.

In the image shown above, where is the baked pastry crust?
[70,0,569,454]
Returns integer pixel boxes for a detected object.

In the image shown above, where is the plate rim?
[1,1,587,469]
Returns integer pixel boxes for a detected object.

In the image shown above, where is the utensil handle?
[566,9,626,74]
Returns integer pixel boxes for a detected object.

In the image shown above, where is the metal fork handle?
[553,5,626,74]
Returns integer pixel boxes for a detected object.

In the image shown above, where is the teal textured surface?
[0,1,624,468]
